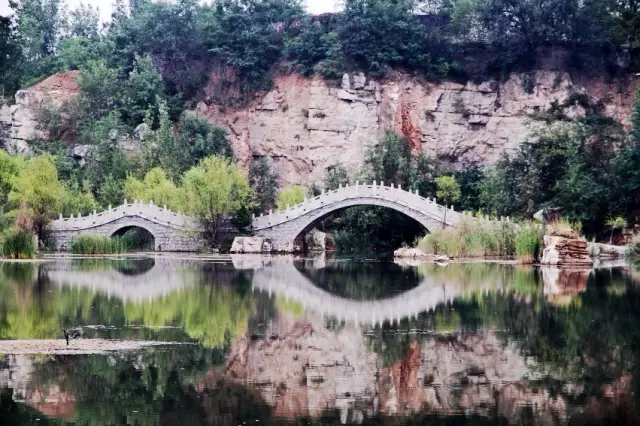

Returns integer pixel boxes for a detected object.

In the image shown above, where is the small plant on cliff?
[606,216,628,244]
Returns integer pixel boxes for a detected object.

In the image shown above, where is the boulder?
[541,235,592,266]
[588,242,627,260]
[394,247,450,262]
[353,73,366,90]
[70,145,95,167]
[305,228,326,252]
[230,237,273,253]
[133,123,150,140]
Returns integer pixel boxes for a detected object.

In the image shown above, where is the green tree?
[124,167,182,211]
[435,175,461,228]
[98,174,125,208]
[182,156,253,244]
[276,185,306,210]
[0,151,21,231]
[324,165,350,191]
[204,0,305,94]
[339,0,439,77]
[8,155,64,237]
[121,55,168,126]
[248,158,279,213]
[606,216,628,244]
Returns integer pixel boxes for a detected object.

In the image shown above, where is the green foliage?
[98,174,125,207]
[205,0,305,94]
[1,228,36,259]
[285,20,338,77]
[606,216,628,244]
[435,176,461,207]
[182,155,254,242]
[69,234,129,255]
[124,168,182,211]
[0,150,20,231]
[8,155,64,236]
[324,165,350,191]
[276,185,306,210]
[480,118,623,236]
[248,157,279,213]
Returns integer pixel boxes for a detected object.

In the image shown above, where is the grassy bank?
[69,235,129,255]
[417,219,542,263]
[0,228,37,259]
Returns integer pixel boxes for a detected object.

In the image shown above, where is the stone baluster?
[93,210,97,216]
[124,199,128,205]
[150,199,154,206]
[451,205,454,211]
[59,213,63,220]
[398,183,402,191]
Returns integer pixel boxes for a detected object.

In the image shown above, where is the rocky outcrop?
[230,237,273,253]
[541,230,593,266]
[0,72,80,153]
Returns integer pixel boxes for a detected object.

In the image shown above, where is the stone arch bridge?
[49,201,203,252]
[49,182,474,252]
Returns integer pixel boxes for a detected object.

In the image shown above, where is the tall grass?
[515,225,543,264]
[0,228,37,259]
[69,234,129,255]
[418,218,542,260]
[418,219,516,258]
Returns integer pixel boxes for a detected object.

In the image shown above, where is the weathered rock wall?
[2,69,637,186]
[198,70,638,185]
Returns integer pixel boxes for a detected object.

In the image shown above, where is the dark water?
[1,256,639,425]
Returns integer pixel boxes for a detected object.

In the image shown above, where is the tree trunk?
[443,205,447,229]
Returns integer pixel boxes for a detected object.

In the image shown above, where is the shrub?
[69,234,129,255]
[1,228,37,259]
[515,225,543,264]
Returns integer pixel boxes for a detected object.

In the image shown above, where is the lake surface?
[1,256,639,425]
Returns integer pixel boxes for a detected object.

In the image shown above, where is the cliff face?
[198,70,637,185]
[2,69,637,186]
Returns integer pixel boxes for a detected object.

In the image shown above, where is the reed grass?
[0,228,37,259]
[418,219,517,258]
[515,225,543,264]
[69,234,129,255]
[418,218,542,260]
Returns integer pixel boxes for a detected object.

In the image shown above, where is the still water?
[0,256,639,425]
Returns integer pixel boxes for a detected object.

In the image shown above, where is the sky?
[0,0,341,20]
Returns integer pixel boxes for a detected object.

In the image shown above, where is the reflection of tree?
[0,262,255,349]
[124,285,253,349]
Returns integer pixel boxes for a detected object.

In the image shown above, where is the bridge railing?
[49,200,199,231]
[252,182,465,230]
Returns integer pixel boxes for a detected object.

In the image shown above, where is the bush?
[1,228,37,259]
[418,218,516,258]
[69,234,129,255]
[515,225,543,264]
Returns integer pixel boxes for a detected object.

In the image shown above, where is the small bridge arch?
[49,201,203,252]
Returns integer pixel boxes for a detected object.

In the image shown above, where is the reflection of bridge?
[44,259,199,302]
[250,258,511,325]
[49,182,469,252]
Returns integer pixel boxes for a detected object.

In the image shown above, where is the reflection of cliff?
[218,315,549,424]
[542,267,589,307]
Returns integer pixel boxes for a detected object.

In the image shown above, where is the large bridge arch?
[252,183,462,252]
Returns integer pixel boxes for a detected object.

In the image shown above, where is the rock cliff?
[2,69,637,186]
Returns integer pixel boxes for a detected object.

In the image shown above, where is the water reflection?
[0,258,639,424]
